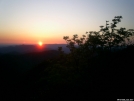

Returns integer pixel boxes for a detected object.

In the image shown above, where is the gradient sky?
[0,0,134,44]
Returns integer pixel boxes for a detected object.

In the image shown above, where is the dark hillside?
[1,47,134,100]
[1,45,132,100]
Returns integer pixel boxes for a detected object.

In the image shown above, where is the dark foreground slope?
[1,45,134,100]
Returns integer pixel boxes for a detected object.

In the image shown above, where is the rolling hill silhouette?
[0,44,70,54]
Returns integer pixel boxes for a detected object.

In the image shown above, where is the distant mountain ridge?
[0,44,70,54]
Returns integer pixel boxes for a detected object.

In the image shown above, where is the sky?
[0,0,134,44]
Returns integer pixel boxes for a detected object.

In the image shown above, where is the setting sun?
[38,41,43,46]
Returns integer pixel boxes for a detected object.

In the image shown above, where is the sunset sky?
[0,0,134,44]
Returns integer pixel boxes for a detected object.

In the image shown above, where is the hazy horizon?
[0,43,67,48]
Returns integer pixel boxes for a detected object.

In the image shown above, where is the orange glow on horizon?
[0,32,67,44]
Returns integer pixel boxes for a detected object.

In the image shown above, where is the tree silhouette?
[63,16,134,67]
[64,16,134,51]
